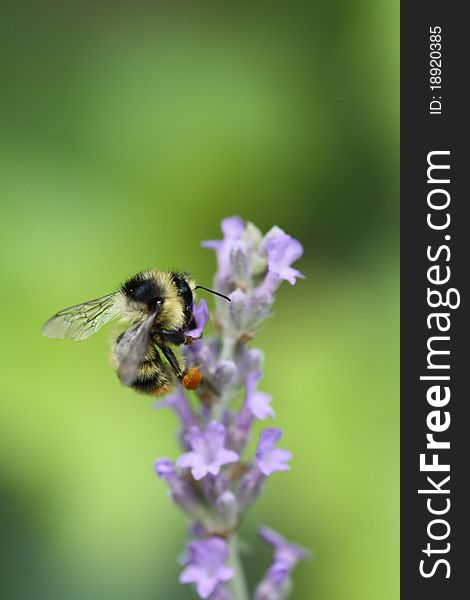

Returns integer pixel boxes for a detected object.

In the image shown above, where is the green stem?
[228,534,249,600]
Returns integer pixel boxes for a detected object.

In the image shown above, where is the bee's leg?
[158,345,184,380]
[158,344,203,391]
[186,315,197,331]
[160,329,201,346]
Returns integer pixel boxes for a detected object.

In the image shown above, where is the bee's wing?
[42,293,118,341]
[115,311,157,386]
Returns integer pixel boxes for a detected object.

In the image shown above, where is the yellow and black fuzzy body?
[110,269,200,394]
[42,268,228,396]
[43,269,200,395]
[111,339,175,396]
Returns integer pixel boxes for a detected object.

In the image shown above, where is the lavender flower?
[202,216,246,293]
[155,217,308,599]
[180,537,234,599]
[256,429,292,476]
[264,227,305,285]
[154,459,199,517]
[177,422,239,481]
[255,527,309,600]
[246,370,274,421]
[236,429,291,511]
[229,370,274,453]
[187,298,210,338]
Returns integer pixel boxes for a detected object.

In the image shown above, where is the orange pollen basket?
[182,367,203,390]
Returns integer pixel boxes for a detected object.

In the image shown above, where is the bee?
[42,269,230,396]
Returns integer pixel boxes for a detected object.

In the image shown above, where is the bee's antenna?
[195,285,231,302]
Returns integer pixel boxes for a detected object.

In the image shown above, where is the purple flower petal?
[202,239,223,251]
[268,560,291,585]
[255,527,309,600]
[187,299,209,338]
[263,226,305,285]
[254,559,292,600]
[154,458,199,515]
[179,538,234,599]
[221,216,246,238]
[246,370,274,420]
[257,428,282,453]
[259,526,310,565]
[228,371,273,454]
[154,458,174,478]
[249,392,275,420]
[256,429,292,476]
[258,526,286,549]
[177,423,239,481]
[209,583,231,600]
[202,217,246,290]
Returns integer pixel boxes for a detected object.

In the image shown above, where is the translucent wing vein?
[42,293,118,341]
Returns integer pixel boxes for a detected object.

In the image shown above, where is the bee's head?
[170,274,194,319]
[122,274,165,313]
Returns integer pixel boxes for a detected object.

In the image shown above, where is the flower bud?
[228,289,247,332]
[230,241,249,287]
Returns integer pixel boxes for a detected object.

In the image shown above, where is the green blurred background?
[0,1,398,599]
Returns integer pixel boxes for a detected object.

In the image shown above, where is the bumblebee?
[42,269,229,396]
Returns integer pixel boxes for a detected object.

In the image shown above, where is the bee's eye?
[148,297,163,312]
